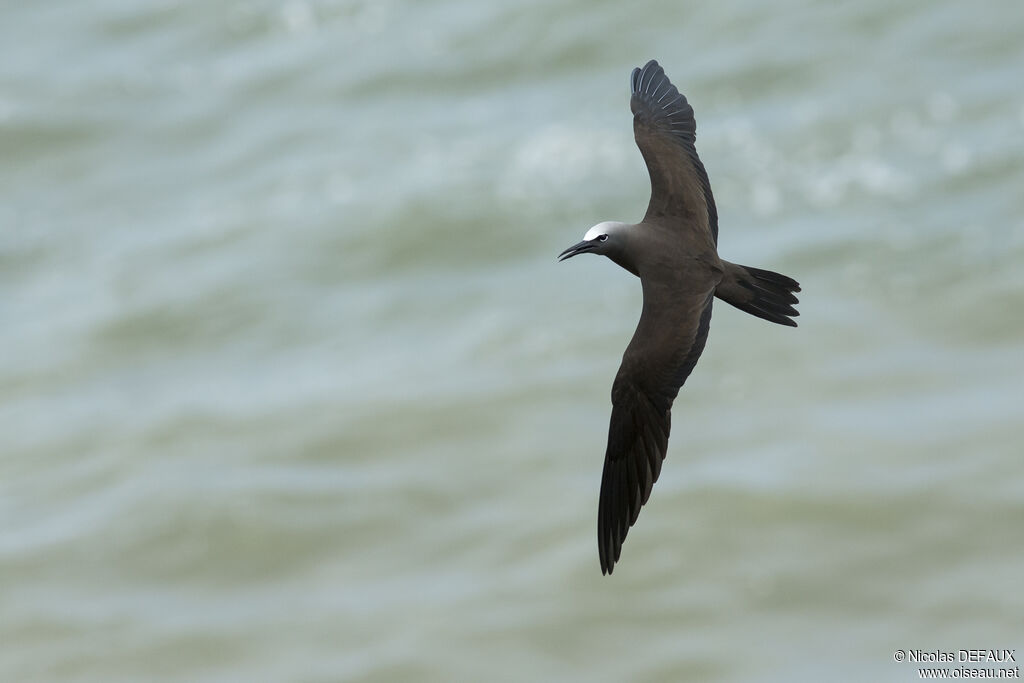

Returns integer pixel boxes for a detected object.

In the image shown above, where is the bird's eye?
[598,234,609,242]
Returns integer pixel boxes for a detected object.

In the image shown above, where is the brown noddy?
[558,60,801,575]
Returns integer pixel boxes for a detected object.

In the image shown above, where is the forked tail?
[715,261,800,326]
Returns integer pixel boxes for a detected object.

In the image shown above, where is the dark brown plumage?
[559,60,801,574]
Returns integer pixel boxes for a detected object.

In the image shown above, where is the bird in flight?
[558,60,800,575]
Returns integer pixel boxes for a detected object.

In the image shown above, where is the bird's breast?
[638,249,722,294]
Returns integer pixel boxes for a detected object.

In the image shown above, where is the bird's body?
[559,60,800,574]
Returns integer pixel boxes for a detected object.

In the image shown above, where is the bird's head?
[557,221,628,262]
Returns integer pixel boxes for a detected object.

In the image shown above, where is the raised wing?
[630,60,719,244]
[598,291,714,574]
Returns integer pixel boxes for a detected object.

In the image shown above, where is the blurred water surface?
[2,1,1023,681]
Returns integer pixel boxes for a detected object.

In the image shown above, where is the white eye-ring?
[598,234,609,242]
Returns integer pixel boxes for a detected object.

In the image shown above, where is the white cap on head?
[584,221,622,241]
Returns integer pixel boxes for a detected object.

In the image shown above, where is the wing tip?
[631,59,665,96]
[629,60,696,146]
[599,535,620,575]
[597,474,624,576]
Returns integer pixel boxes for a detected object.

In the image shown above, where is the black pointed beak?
[558,240,594,262]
